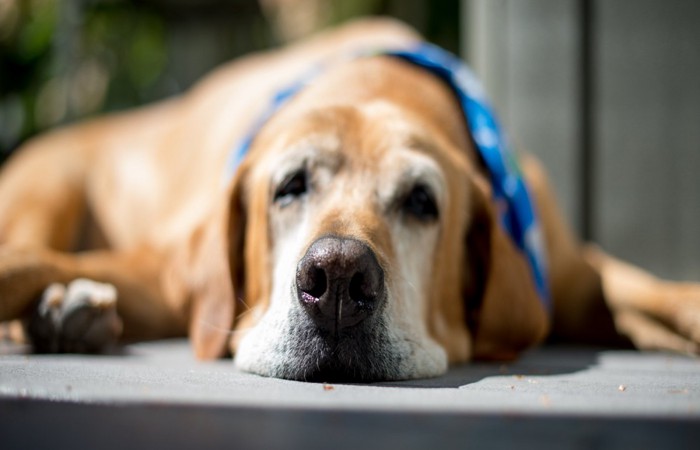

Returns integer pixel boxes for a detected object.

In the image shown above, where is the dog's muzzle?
[234,234,441,381]
[296,236,385,336]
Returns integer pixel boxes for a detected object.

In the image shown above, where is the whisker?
[195,317,254,337]
[236,296,252,310]
[393,270,420,295]
[195,294,261,337]
[233,306,258,321]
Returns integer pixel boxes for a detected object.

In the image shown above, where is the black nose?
[296,236,385,334]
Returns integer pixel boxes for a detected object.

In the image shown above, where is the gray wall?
[463,0,700,282]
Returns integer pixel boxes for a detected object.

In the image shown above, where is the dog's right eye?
[274,170,308,206]
[401,184,439,222]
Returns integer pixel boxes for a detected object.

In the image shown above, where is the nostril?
[348,272,369,304]
[306,267,327,299]
[298,263,328,305]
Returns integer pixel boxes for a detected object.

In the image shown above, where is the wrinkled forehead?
[304,56,470,142]
[252,57,471,156]
[254,102,447,185]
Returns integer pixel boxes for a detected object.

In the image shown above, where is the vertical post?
[580,0,595,241]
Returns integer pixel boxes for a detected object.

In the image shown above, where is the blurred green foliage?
[1,0,56,158]
[0,0,458,163]
[83,5,167,105]
[0,0,182,161]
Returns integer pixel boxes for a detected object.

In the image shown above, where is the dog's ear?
[173,171,246,360]
[464,174,549,360]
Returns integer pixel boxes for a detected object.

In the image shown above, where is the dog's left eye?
[402,184,439,221]
[274,170,308,206]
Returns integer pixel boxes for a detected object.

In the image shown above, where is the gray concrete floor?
[2,339,700,449]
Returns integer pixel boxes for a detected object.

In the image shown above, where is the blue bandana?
[226,42,551,311]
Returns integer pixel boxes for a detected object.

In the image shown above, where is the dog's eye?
[402,184,439,221]
[274,170,308,205]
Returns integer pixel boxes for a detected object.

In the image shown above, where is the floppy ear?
[464,174,549,360]
[180,172,246,360]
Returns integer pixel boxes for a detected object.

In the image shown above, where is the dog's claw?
[27,279,122,353]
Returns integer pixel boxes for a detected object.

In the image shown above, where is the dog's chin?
[268,320,403,382]
[233,309,448,382]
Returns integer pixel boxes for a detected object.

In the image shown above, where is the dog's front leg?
[0,246,188,352]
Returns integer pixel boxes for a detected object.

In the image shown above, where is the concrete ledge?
[4,399,699,450]
[2,340,700,449]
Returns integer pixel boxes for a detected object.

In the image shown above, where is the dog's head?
[186,56,549,381]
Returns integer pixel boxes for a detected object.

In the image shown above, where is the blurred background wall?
[1,0,698,281]
[465,0,700,282]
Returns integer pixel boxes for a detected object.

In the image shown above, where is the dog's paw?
[27,279,123,353]
[587,247,700,356]
[612,283,700,357]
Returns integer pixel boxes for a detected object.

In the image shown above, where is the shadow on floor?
[376,344,604,388]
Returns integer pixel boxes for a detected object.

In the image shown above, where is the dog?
[1,19,698,381]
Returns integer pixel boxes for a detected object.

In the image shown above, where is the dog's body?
[1,19,698,380]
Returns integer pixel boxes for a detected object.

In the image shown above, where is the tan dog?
[1,19,698,380]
